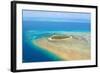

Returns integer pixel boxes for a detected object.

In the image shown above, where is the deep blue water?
[23,21,90,32]
[22,10,91,63]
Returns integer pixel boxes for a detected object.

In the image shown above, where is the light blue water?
[22,10,91,63]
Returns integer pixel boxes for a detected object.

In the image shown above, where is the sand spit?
[33,34,91,61]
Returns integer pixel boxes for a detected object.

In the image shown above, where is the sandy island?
[32,34,91,61]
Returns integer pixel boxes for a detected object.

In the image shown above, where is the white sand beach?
[33,33,91,61]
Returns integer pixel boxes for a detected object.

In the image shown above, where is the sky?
[23,10,91,23]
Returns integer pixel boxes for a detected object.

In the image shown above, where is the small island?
[48,35,72,41]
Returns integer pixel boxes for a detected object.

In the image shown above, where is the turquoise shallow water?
[22,31,64,63]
